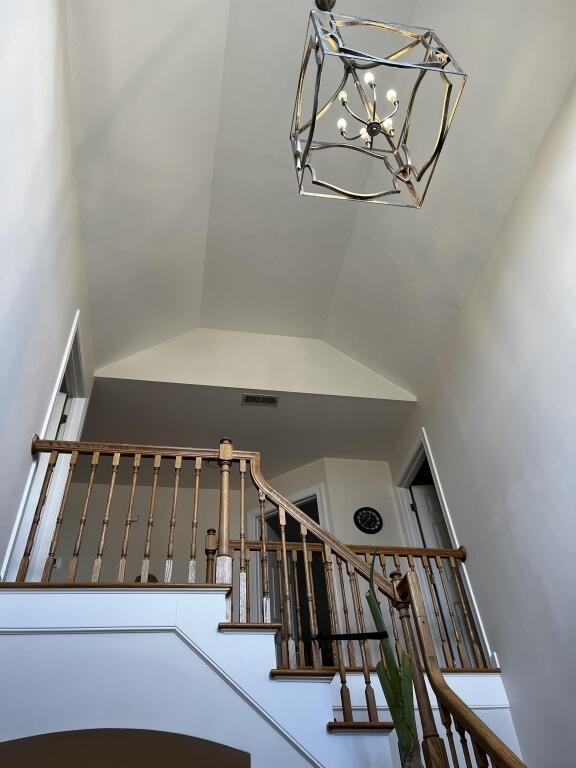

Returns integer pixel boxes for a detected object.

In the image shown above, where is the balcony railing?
[5,436,525,768]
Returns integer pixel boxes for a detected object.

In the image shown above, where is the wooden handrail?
[249,453,396,601]
[31,435,257,461]
[398,570,527,768]
[230,540,466,560]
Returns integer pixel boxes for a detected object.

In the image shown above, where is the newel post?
[216,438,233,617]
[391,571,450,768]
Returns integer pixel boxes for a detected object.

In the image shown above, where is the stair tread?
[218,622,282,632]
[270,668,336,678]
[327,721,395,733]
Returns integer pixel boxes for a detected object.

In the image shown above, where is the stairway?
[0,586,397,768]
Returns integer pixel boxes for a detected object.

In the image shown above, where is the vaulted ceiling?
[65,0,576,395]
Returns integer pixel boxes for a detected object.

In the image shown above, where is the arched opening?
[0,729,250,766]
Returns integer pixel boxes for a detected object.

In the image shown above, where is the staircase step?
[218,622,282,633]
[270,668,336,679]
[327,721,395,734]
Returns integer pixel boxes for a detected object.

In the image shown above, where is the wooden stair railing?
[10,436,526,768]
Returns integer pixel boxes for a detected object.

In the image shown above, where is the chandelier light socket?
[290,10,467,208]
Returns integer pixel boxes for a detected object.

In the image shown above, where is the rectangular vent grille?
[241,393,279,408]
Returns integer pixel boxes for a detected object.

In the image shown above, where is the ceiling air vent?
[241,393,279,408]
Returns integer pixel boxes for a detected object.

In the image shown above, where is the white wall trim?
[394,427,497,666]
[1,311,88,581]
[0,624,322,765]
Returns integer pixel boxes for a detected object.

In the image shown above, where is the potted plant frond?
[366,558,422,768]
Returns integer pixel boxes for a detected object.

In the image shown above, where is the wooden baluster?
[92,452,121,581]
[291,549,306,664]
[379,553,403,662]
[67,451,99,582]
[188,457,202,583]
[276,549,288,668]
[42,450,78,582]
[454,721,474,768]
[141,455,161,582]
[216,438,233,589]
[423,554,454,668]
[238,459,248,622]
[449,555,486,668]
[17,450,59,582]
[435,556,468,667]
[347,562,378,723]
[164,456,182,583]
[205,528,217,583]
[439,702,461,768]
[279,508,297,668]
[323,544,353,721]
[259,489,271,622]
[472,742,490,768]
[336,557,356,667]
[245,551,251,622]
[391,570,450,768]
[301,524,322,669]
[117,454,141,583]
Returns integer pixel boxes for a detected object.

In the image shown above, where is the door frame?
[394,427,497,665]
[2,311,90,581]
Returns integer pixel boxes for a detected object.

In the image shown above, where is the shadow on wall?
[0,729,250,767]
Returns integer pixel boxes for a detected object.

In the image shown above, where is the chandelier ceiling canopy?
[290,2,467,208]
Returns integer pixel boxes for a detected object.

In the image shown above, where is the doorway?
[409,459,452,550]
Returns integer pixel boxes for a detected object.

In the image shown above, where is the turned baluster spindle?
[435,555,468,667]
[454,721,474,768]
[42,450,78,582]
[276,549,288,668]
[323,544,353,721]
[205,528,217,583]
[188,457,202,583]
[379,553,403,661]
[164,456,182,583]
[141,455,161,583]
[92,451,121,581]
[450,555,486,668]
[423,554,454,668]
[216,438,233,592]
[259,489,271,622]
[278,508,297,668]
[117,453,141,583]
[245,552,251,622]
[301,524,322,668]
[238,459,248,622]
[439,702,461,768]
[347,562,378,723]
[336,557,356,667]
[17,450,59,582]
[67,451,100,582]
[472,741,490,768]
[291,549,306,663]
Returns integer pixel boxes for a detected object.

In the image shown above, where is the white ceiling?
[65,0,576,394]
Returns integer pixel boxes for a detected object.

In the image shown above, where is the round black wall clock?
[353,507,383,535]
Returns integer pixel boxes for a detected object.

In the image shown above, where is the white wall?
[0,1,93,563]
[268,458,405,547]
[391,77,576,767]
[96,328,415,401]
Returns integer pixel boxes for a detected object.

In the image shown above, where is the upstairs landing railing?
[7,436,526,768]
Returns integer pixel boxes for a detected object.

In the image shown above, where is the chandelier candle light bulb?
[290,4,467,207]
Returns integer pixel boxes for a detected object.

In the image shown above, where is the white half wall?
[96,328,416,401]
[0,1,93,563]
[391,76,576,767]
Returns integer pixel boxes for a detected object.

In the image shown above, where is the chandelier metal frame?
[290,4,467,208]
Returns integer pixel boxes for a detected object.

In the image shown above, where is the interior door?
[410,484,451,549]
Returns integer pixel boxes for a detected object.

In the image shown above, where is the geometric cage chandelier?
[290,0,467,208]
